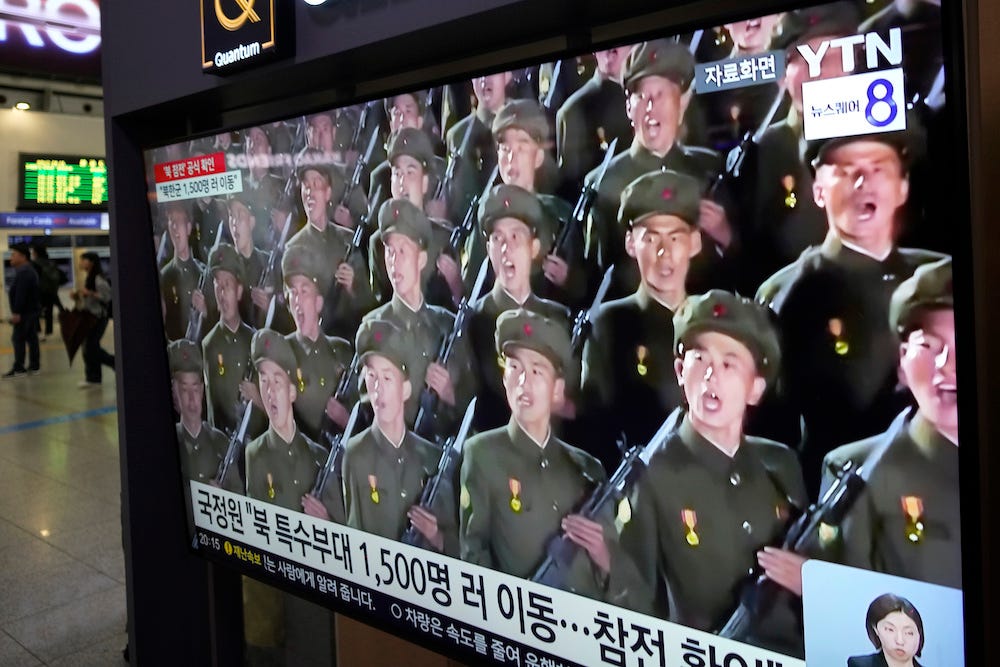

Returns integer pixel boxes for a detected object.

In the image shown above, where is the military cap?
[162,199,193,219]
[618,169,701,229]
[251,328,298,377]
[623,39,695,94]
[890,256,953,337]
[388,127,436,169]
[356,319,410,377]
[208,243,245,283]
[226,193,257,215]
[771,2,860,51]
[492,99,549,144]
[674,290,781,384]
[383,90,427,118]
[378,198,432,249]
[806,118,924,174]
[168,339,203,375]
[296,150,341,187]
[281,243,326,286]
[478,184,546,238]
[496,308,572,377]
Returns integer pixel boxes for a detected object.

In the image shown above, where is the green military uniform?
[201,246,261,437]
[244,330,345,523]
[169,340,231,476]
[280,243,355,444]
[620,292,805,654]
[586,39,731,300]
[227,193,271,326]
[342,320,458,555]
[581,170,701,470]
[244,170,287,252]
[460,310,637,604]
[362,199,477,432]
[368,128,455,309]
[191,196,229,264]
[446,103,499,222]
[821,257,960,589]
[285,162,375,341]
[160,252,205,341]
[468,184,572,431]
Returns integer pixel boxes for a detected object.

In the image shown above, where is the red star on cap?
[808,14,820,25]
[662,188,674,200]
[523,323,533,336]
[264,337,271,349]
[393,206,400,217]
[651,49,658,61]
[712,304,726,317]
[504,198,510,208]
[374,331,383,342]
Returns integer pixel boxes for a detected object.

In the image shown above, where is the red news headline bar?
[154,152,226,183]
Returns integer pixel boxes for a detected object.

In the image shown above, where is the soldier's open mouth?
[701,390,721,412]
[744,19,763,33]
[855,201,878,222]
[935,381,957,404]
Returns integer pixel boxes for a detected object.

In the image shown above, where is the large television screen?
[140,1,963,663]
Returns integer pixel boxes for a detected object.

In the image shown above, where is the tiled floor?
[0,322,126,667]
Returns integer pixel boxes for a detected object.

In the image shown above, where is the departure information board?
[18,154,108,210]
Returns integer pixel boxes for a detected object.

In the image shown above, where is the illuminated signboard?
[200,0,289,73]
[18,153,108,211]
[0,0,102,82]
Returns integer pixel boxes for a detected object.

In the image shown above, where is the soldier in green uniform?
[242,125,287,252]
[368,127,462,309]
[754,127,946,498]
[340,319,458,555]
[226,194,268,325]
[191,195,228,264]
[279,243,355,443]
[284,159,374,340]
[201,244,259,437]
[821,257,959,589]
[581,169,702,470]
[620,290,807,655]
[586,39,733,300]
[160,201,205,341]
[468,184,571,432]
[460,309,637,603]
[363,199,476,433]
[245,329,345,523]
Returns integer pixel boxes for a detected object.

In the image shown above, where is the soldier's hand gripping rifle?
[185,220,226,342]
[570,265,613,358]
[717,408,908,641]
[340,128,380,212]
[315,344,366,448]
[413,258,490,442]
[252,197,294,325]
[321,184,382,335]
[530,408,682,588]
[707,82,787,197]
[551,139,617,260]
[311,402,362,502]
[401,397,477,549]
[434,116,475,201]
[448,165,499,258]
[215,296,280,488]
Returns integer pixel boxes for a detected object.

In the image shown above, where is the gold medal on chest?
[369,475,380,504]
[681,508,699,546]
[508,478,522,513]
[266,473,276,500]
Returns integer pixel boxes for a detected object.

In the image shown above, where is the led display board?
[18,154,108,211]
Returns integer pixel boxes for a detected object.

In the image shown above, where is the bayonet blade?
[362,127,380,166]
[590,138,619,193]
[543,60,562,109]
[450,397,478,454]
[470,258,491,304]
[588,266,614,320]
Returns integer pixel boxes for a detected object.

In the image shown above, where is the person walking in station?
[71,251,115,387]
[4,243,41,378]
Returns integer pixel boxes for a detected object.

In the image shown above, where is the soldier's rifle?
[321,183,381,334]
[401,397,477,549]
[340,128,380,210]
[717,408,908,641]
[552,138,617,259]
[448,165,499,257]
[215,296,279,488]
[529,408,682,588]
[184,220,226,342]
[542,60,563,112]
[708,82,787,196]
[312,402,362,500]
[413,258,490,442]
[434,115,475,201]
[570,265,613,357]
[253,212,293,324]
[156,231,170,267]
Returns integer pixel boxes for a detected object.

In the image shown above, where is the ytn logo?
[797,27,902,78]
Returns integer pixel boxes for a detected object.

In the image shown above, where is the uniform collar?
[265,425,300,450]
[181,421,203,439]
[677,413,749,478]
[490,282,535,310]
[475,106,497,128]
[372,423,408,451]
[389,293,427,320]
[633,283,683,313]
[908,412,958,459]
[819,232,903,272]
[628,139,682,165]
[506,418,552,455]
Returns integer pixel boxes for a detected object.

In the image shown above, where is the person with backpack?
[71,251,115,387]
[30,243,67,341]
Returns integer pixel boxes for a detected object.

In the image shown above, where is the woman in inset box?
[849,593,925,667]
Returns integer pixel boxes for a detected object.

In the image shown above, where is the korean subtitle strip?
[694,50,785,94]
[154,169,243,202]
[190,483,803,667]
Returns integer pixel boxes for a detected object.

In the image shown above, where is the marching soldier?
[755,127,945,497]
[226,194,268,325]
[201,244,259,438]
[586,39,734,300]
[368,127,462,308]
[160,201,205,342]
[468,184,572,432]
[581,170,703,470]
[241,125,287,251]
[191,195,229,264]
[284,159,374,340]
[363,199,477,432]
[245,328,346,523]
[736,4,859,291]
[280,243,355,441]
[620,291,807,655]
[341,319,458,555]
[460,309,637,603]
[821,257,960,589]
[555,46,632,197]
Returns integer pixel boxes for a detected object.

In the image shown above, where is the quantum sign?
[201,0,287,73]
[18,154,108,211]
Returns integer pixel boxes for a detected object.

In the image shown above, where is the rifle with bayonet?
[156,230,170,267]
[448,164,499,258]
[315,323,369,446]
[215,297,280,488]
[312,402,362,501]
[253,211,293,325]
[717,408,909,642]
[708,82,787,196]
[401,397,477,550]
[570,265,613,357]
[552,138,617,260]
[340,128,380,212]
[542,60,563,112]
[435,116,475,201]
[185,220,226,342]
[413,259,490,442]
[530,408,682,588]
